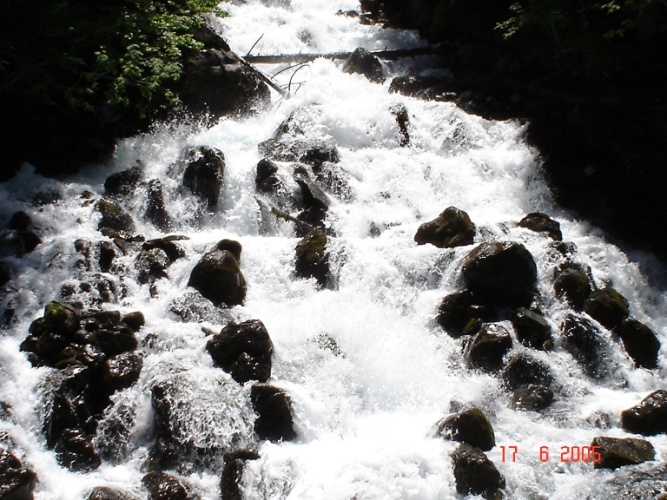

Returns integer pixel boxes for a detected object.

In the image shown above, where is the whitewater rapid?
[1,0,666,498]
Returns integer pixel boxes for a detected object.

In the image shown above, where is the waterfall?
[1,1,665,499]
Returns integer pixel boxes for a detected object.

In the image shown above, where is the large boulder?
[250,384,297,442]
[435,289,492,338]
[616,319,661,369]
[104,166,141,198]
[553,263,592,310]
[502,353,554,411]
[583,286,630,330]
[295,229,331,288]
[96,199,136,233]
[414,207,475,248]
[560,313,607,379]
[182,146,226,208]
[0,449,37,500]
[180,50,271,118]
[461,242,537,307]
[207,320,274,384]
[435,408,495,451]
[591,436,655,470]
[221,449,261,500]
[142,472,189,500]
[466,323,513,372]
[451,444,505,499]
[511,308,553,351]
[188,249,246,306]
[342,47,384,83]
[518,212,562,240]
[620,390,667,436]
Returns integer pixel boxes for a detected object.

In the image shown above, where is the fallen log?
[245,46,441,65]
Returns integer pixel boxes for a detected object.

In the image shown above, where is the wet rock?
[188,249,246,306]
[553,263,592,310]
[207,320,274,384]
[300,145,340,167]
[94,328,138,357]
[221,449,261,500]
[142,471,188,500]
[414,207,475,249]
[217,239,243,262]
[591,436,655,470]
[43,301,79,336]
[466,323,513,372]
[389,75,460,101]
[182,146,226,208]
[435,408,495,451]
[96,199,136,233]
[502,353,554,410]
[122,311,145,332]
[250,384,297,442]
[104,166,141,198]
[145,179,172,231]
[435,289,492,338]
[98,241,116,273]
[53,427,101,472]
[295,229,330,288]
[255,158,283,195]
[391,103,410,146]
[518,212,562,240]
[0,448,37,500]
[8,211,32,231]
[180,53,271,118]
[451,444,505,499]
[560,313,607,378]
[295,207,328,237]
[583,286,630,330]
[0,229,41,257]
[0,260,11,287]
[87,486,140,500]
[616,319,661,369]
[511,308,553,350]
[620,390,667,436]
[461,242,537,307]
[135,248,170,284]
[455,89,511,121]
[601,463,667,499]
[295,174,330,212]
[342,47,384,83]
[102,352,143,392]
[142,236,187,263]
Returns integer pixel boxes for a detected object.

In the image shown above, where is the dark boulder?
[620,390,667,436]
[0,260,11,287]
[461,242,537,307]
[342,48,384,83]
[296,207,328,237]
[451,444,505,499]
[560,313,607,378]
[94,328,138,357]
[135,248,171,284]
[583,286,630,330]
[250,384,297,442]
[87,486,140,500]
[8,211,32,231]
[104,166,141,198]
[255,158,283,195]
[207,320,274,384]
[466,323,513,372]
[591,436,655,470]
[553,263,592,310]
[616,319,661,369]
[142,471,189,500]
[511,308,553,350]
[518,212,562,240]
[435,289,492,338]
[102,352,143,392]
[502,353,554,411]
[188,249,246,306]
[435,408,495,451]
[221,449,261,500]
[180,52,271,118]
[414,207,475,248]
[182,146,226,208]
[391,103,410,146]
[144,179,172,231]
[96,199,136,233]
[122,311,145,332]
[142,236,187,263]
[53,427,101,472]
[295,174,331,212]
[217,239,243,262]
[0,448,37,500]
[98,241,116,273]
[455,89,511,121]
[295,229,330,288]
[388,75,460,101]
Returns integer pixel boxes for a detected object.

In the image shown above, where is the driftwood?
[244,46,440,65]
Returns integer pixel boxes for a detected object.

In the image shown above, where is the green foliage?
[0,0,222,120]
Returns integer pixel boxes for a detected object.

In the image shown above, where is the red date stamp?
[499,445,602,463]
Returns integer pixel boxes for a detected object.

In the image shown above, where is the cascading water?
[1,0,666,499]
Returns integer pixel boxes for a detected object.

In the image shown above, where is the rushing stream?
[1,1,666,499]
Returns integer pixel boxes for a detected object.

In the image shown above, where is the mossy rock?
[584,286,629,329]
[43,301,79,336]
[342,47,384,83]
[295,229,330,287]
[553,265,592,310]
[96,198,136,233]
